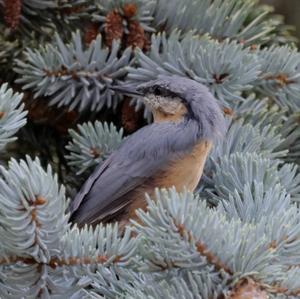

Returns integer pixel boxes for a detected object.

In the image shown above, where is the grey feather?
[70,76,225,225]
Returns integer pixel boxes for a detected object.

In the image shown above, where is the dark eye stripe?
[153,86,162,95]
[147,85,182,100]
[154,86,169,96]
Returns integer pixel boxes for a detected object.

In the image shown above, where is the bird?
[69,75,226,228]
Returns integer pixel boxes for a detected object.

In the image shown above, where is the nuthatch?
[70,76,225,227]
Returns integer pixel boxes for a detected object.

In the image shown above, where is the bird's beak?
[110,86,143,97]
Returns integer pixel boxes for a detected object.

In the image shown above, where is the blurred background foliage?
[262,0,300,42]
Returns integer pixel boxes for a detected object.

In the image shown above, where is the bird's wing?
[68,155,114,213]
[69,122,184,226]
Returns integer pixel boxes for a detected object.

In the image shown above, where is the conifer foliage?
[1,0,300,298]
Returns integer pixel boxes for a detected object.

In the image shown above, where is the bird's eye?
[153,86,164,96]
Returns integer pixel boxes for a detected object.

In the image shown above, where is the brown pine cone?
[123,3,138,18]
[126,20,145,49]
[84,22,100,45]
[3,0,22,30]
[23,93,78,135]
[121,98,143,133]
[105,10,124,47]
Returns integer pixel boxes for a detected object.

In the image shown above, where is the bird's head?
[113,75,226,138]
[136,81,188,122]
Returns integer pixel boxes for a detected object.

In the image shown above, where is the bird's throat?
[152,104,188,123]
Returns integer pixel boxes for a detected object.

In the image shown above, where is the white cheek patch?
[143,94,160,110]
[144,94,183,114]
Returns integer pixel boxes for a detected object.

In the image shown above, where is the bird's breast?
[157,140,212,192]
[121,140,212,226]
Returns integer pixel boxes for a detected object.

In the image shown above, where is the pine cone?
[84,22,100,45]
[121,98,143,133]
[54,109,78,134]
[227,278,268,299]
[126,20,145,49]
[105,10,124,47]
[23,93,78,134]
[123,3,138,18]
[3,0,22,30]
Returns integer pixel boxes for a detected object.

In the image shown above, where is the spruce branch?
[218,182,300,267]
[0,224,136,298]
[233,94,271,118]
[66,121,124,174]
[78,266,150,298]
[133,188,278,280]
[209,153,300,204]
[132,188,300,298]
[21,0,56,10]
[0,156,137,297]
[61,223,136,268]
[219,183,290,225]
[269,267,300,298]
[247,3,297,46]
[0,156,68,261]
[277,112,300,164]
[153,0,281,45]
[278,163,300,202]
[233,95,286,131]
[93,0,156,41]
[202,113,287,193]
[123,270,228,299]
[15,31,132,112]
[256,45,300,112]
[0,28,20,68]
[0,24,49,82]
[0,83,27,151]
[210,117,286,161]
[0,156,69,297]
[134,189,232,274]
[127,31,260,109]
